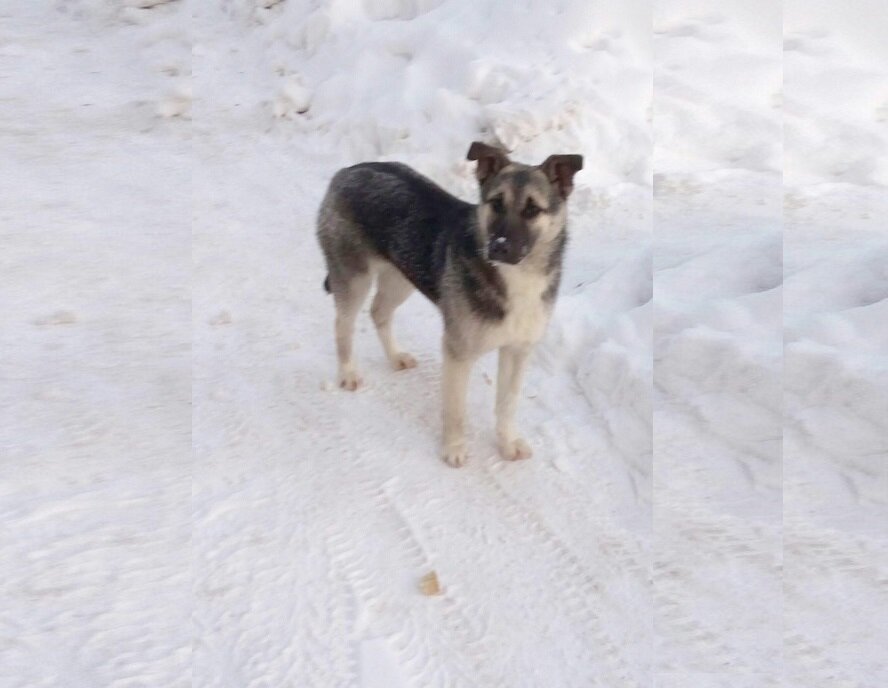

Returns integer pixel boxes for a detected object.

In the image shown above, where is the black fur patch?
[507,169,531,187]
[457,254,507,320]
[321,161,566,323]
[333,162,476,303]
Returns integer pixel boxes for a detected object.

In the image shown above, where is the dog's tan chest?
[484,269,551,350]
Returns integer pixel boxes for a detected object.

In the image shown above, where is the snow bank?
[649,0,886,680]
[196,0,651,186]
[783,0,888,520]
[785,0,888,186]
[782,5,888,681]
[654,0,782,177]
[652,0,782,676]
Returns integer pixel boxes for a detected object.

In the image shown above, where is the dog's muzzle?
[487,235,530,265]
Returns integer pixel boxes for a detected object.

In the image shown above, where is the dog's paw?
[443,443,468,468]
[499,437,533,461]
[338,370,363,391]
[392,352,417,371]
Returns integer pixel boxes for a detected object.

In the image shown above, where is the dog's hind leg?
[331,270,373,391]
[371,265,417,371]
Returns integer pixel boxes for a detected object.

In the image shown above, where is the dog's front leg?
[442,350,475,467]
[496,345,533,460]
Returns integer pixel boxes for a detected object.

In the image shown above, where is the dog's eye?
[522,201,541,219]
[489,197,505,214]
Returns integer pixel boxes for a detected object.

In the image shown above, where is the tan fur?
[437,262,555,465]
[371,264,417,370]
[334,261,418,390]
[442,352,473,467]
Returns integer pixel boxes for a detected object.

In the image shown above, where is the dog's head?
[467,142,583,265]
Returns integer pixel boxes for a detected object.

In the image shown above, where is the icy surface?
[1,1,885,687]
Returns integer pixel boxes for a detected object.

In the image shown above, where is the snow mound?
[196,0,651,186]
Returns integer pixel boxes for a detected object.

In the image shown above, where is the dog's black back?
[327,162,478,302]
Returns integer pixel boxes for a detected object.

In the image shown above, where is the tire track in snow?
[291,401,366,688]
[324,446,502,687]
[321,332,653,685]
[533,457,650,582]
[366,352,649,686]
[322,524,437,684]
[355,362,595,686]
[196,379,363,688]
[321,354,524,685]
[286,539,358,688]
[380,483,502,688]
[653,504,778,673]
[325,521,460,688]
[479,471,646,688]
[783,522,886,686]
[312,375,477,687]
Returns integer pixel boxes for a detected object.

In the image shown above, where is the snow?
[1,1,885,687]
[782,3,888,682]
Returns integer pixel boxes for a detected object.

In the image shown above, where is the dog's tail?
[323,275,331,293]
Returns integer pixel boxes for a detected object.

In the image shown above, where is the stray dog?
[317,142,582,466]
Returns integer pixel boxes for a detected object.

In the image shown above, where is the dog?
[316,142,582,467]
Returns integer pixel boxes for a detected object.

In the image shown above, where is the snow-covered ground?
[782,2,888,684]
[1,2,191,687]
[652,1,785,681]
[1,1,885,687]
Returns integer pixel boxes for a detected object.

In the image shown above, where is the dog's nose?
[489,236,510,261]
[488,236,527,264]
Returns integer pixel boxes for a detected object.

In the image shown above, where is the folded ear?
[466,141,510,185]
[540,154,584,199]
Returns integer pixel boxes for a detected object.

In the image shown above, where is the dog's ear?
[466,141,510,185]
[540,154,584,199]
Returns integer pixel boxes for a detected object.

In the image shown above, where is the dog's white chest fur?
[484,267,551,350]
